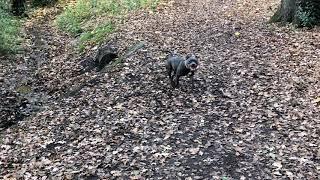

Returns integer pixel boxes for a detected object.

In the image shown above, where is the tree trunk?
[11,0,26,16]
[270,0,320,27]
[271,0,297,23]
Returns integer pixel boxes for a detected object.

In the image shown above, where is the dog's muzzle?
[190,63,198,71]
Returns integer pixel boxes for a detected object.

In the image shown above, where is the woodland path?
[1,0,320,179]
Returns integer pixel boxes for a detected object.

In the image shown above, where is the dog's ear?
[186,53,193,60]
[186,53,197,60]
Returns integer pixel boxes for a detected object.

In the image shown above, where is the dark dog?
[166,52,199,88]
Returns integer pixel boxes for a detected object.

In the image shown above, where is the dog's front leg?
[189,71,195,89]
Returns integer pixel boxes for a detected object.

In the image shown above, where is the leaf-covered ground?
[1,0,320,179]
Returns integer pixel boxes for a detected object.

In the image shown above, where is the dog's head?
[185,53,199,71]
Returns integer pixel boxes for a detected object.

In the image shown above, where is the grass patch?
[56,0,160,51]
[78,22,115,52]
[0,2,22,54]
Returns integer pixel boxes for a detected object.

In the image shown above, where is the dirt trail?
[1,0,319,179]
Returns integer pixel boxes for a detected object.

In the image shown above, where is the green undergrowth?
[0,1,22,54]
[56,0,160,52]
[78,22,115,52]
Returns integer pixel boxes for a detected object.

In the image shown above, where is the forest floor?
[1,0,320,179]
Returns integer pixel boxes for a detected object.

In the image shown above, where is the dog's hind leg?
[173,74,180,88]
[166,62,174,84]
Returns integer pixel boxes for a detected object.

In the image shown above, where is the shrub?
[296,1,320,27]
[0,2,22,54]
[32,0,57,7]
